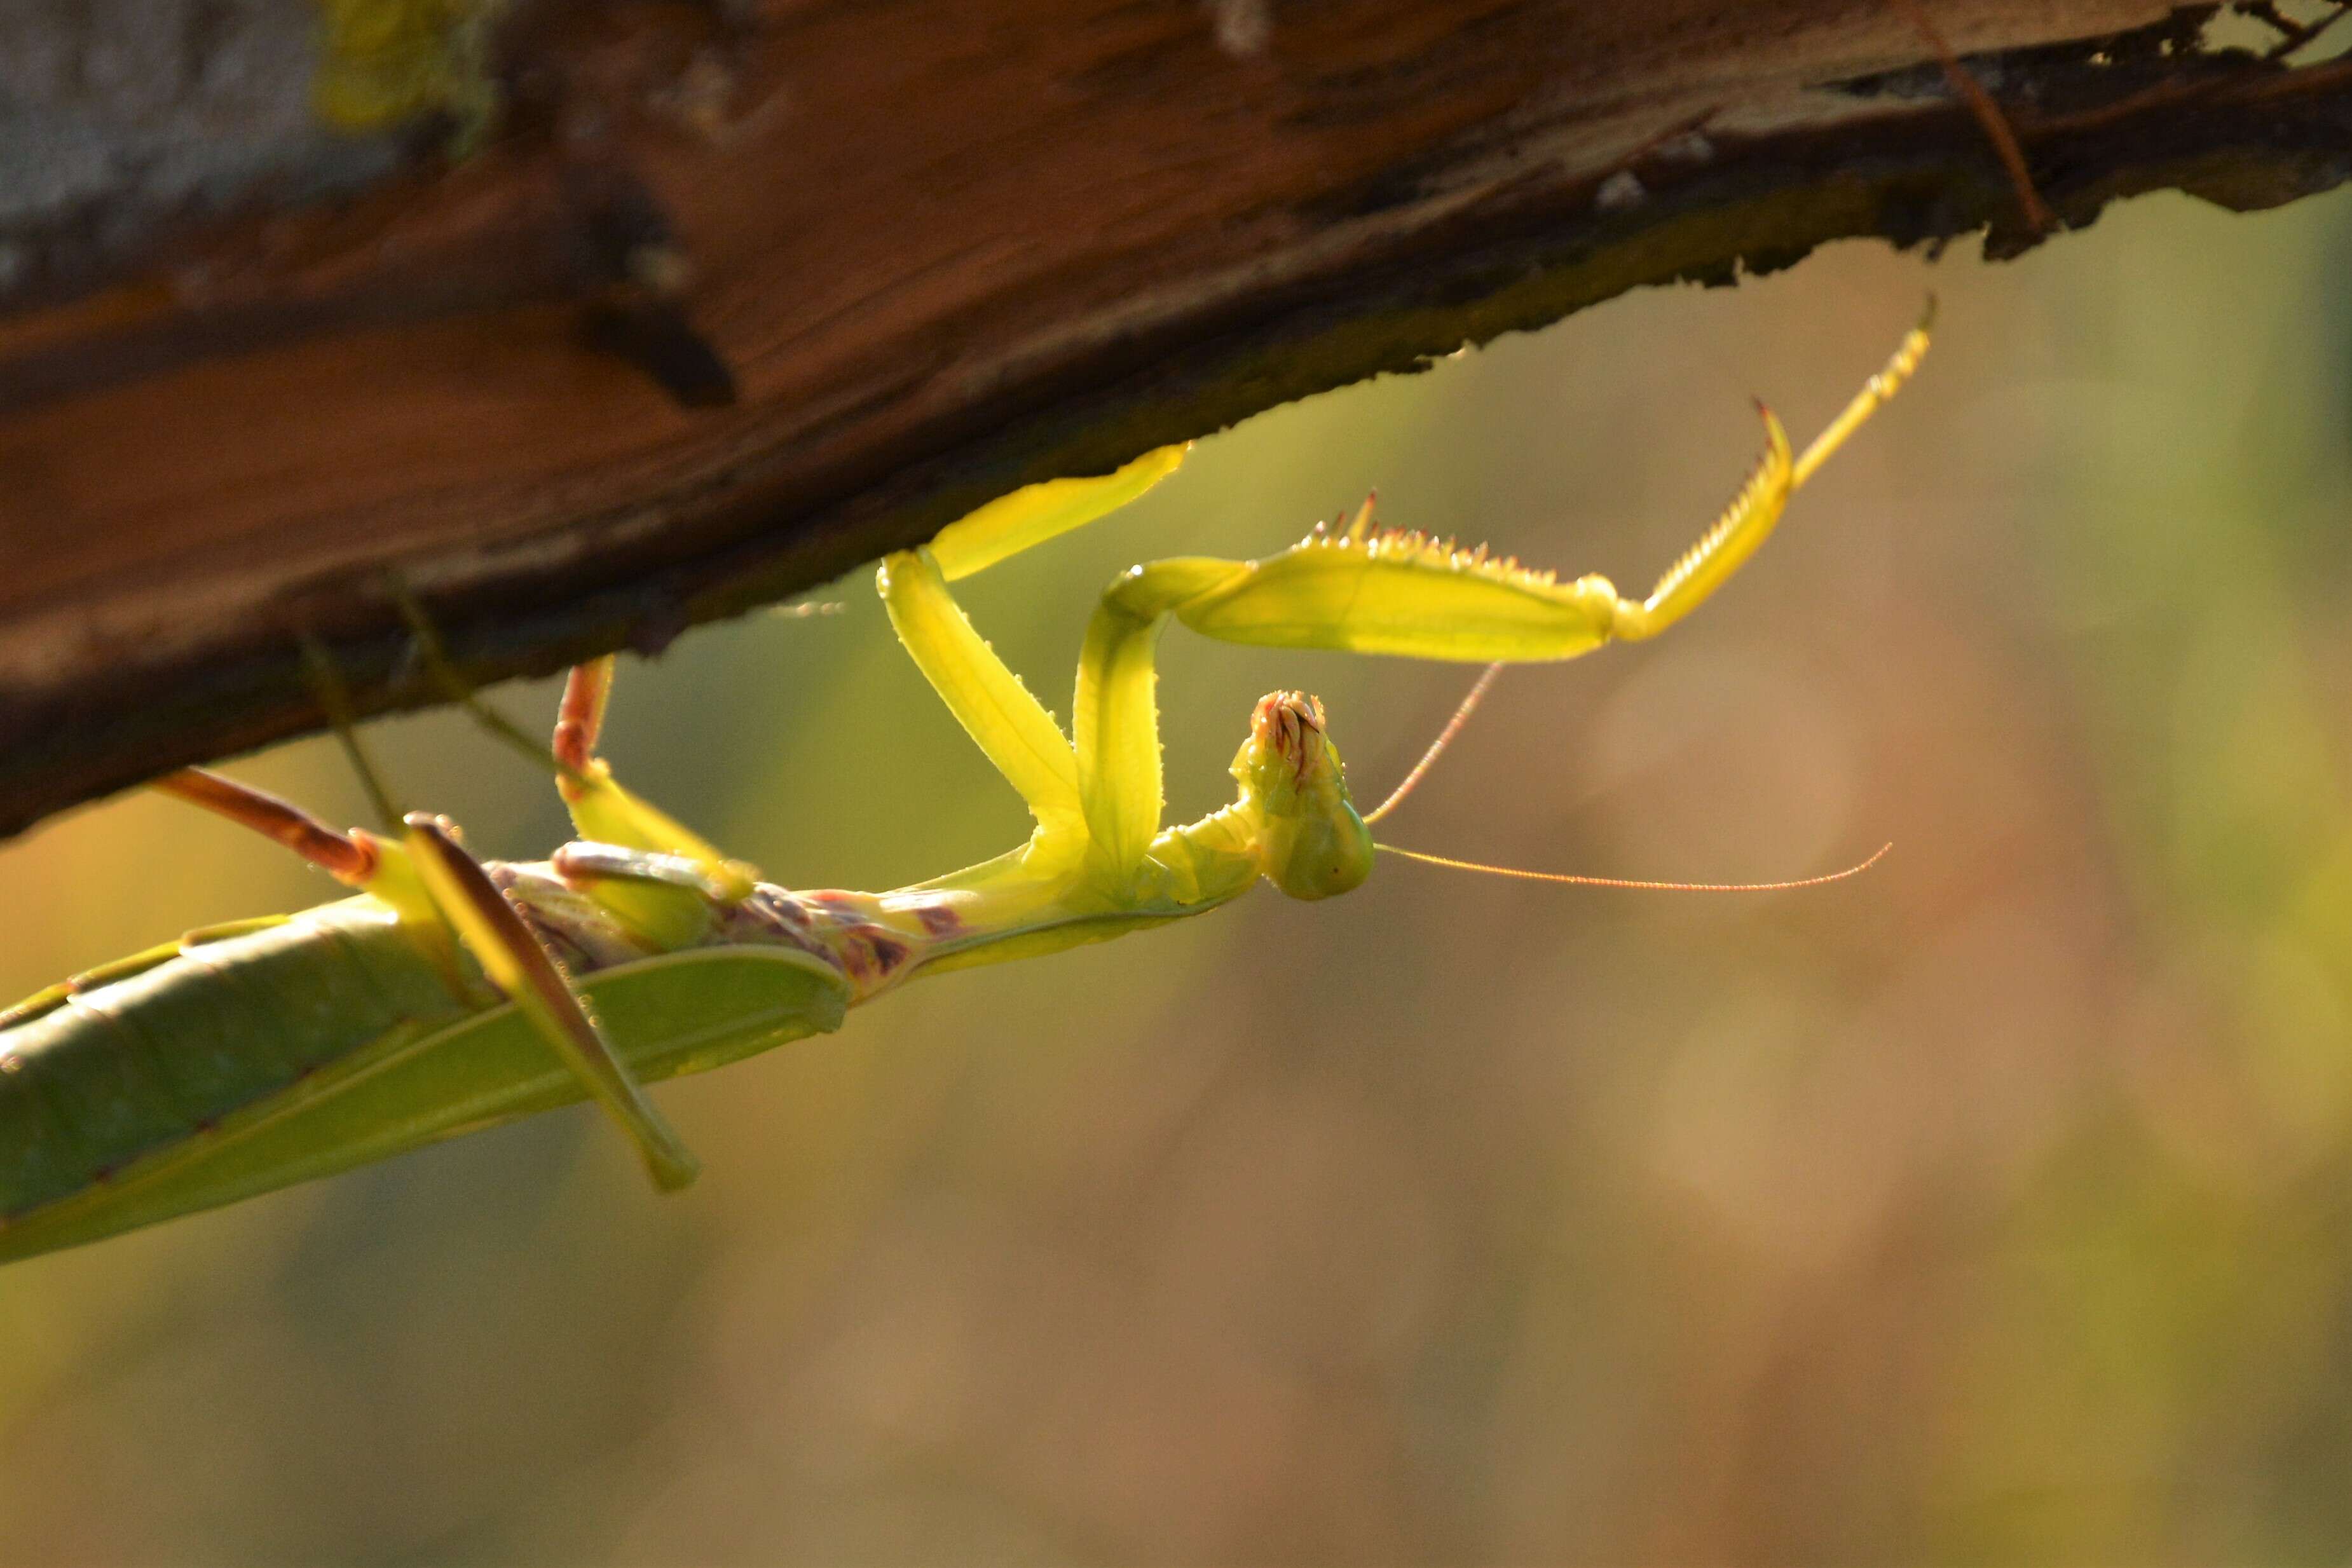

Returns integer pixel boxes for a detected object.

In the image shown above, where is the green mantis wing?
[0,910,849,1265]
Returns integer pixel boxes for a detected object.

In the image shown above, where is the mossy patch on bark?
[311,0,505,142]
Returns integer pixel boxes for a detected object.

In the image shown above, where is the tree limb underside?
[1,0,2346,838]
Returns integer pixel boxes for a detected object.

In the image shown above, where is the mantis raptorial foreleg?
[924,445,1191,583]
[1145,308,1931,662]
[875,444,1192,865]
[880,310,1933,882]
[877,548,1088,856]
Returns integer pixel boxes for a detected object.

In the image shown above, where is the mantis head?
[1234,690,1374,901]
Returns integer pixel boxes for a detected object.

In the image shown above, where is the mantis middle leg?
[153,764,703,1189]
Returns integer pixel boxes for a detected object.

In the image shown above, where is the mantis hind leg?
[158,660,708,1190]
[153,768,379,884]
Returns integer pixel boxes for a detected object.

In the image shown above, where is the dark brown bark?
[2,0,2347,840]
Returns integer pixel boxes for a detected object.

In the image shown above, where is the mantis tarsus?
[0,311,1930,1264]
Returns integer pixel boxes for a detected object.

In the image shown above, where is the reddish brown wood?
[2,0,2348,840]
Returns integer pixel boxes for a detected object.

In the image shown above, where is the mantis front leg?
[882,310,1931,883]
[1158,308,1931,658]
[875,444,1192,869]
[1072,311,1932,874]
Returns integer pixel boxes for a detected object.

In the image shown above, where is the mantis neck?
[843,803,1271,996]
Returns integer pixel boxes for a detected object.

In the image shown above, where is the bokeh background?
[2,181,2350,1564]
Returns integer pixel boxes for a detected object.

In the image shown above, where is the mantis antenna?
[1374,840,1892,892]
[1362,662,1505,825]
[1362,670,1891,891]
[1361,304,1932,873]
[1358,669,1891,892]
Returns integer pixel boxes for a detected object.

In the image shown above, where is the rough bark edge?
[7,21,2350,841]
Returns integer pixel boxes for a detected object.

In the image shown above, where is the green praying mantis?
[0,311,1930,1264]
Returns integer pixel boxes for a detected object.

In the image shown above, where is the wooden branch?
[3,0,2347,840]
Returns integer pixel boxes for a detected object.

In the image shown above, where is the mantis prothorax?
[0,308,1929,1263]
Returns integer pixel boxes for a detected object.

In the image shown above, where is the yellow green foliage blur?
[0,187,2349,1562]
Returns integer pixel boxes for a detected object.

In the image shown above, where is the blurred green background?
[3,184,2351,1564]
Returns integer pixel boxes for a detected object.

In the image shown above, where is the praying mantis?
[0,311,1930,1264]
